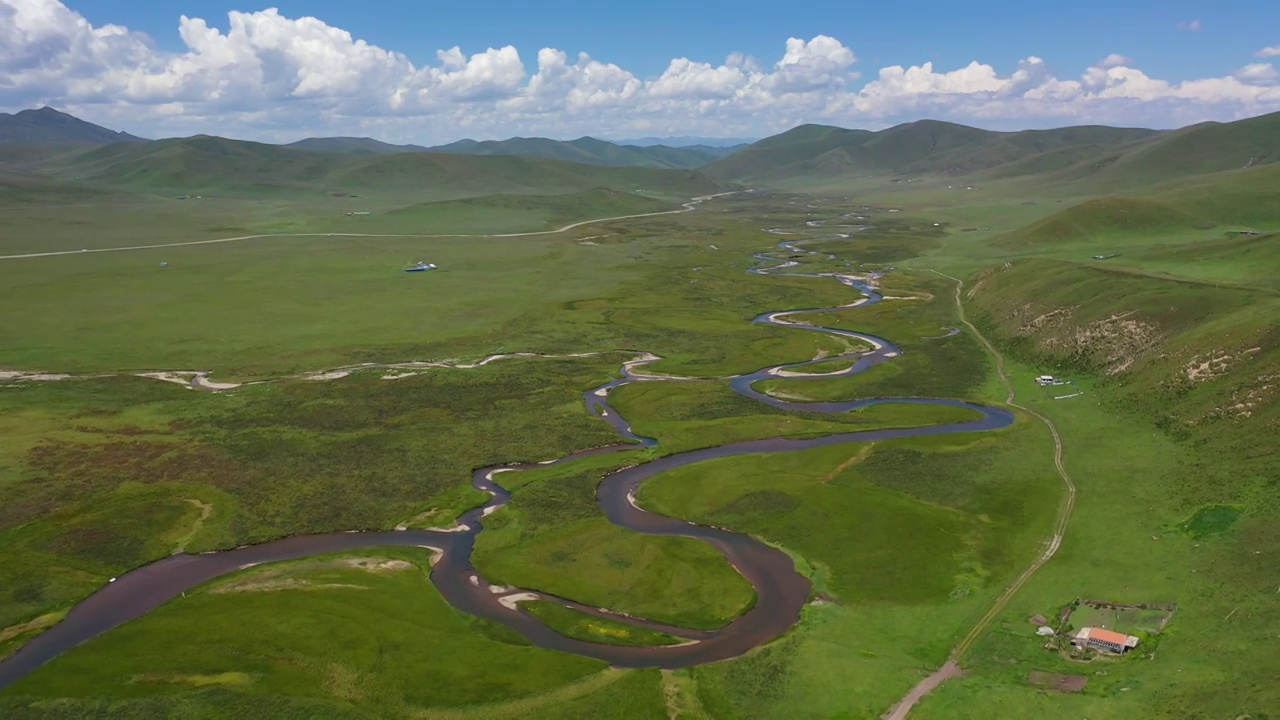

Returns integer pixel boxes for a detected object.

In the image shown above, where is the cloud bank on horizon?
[3,0,1279,144]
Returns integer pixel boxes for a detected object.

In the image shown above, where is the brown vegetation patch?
[822,446,872,483]
[128,671,253,687]
[337,557,414,572]
[1049,310,1166,375]
[209,578,369,594]
[0,612,62,644]
[1027,671,1088,693]
[27,439,246,492]
[1002,305,1168,375]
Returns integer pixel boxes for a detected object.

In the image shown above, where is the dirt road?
[880,270,1078,720]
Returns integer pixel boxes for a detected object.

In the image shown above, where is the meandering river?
[0,230,1013,689]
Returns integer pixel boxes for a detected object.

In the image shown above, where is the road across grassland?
[881,270,1078,720]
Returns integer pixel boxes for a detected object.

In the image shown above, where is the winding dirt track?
[880,270,1078,720]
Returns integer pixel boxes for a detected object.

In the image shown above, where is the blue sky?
[63,0,1272,81]
[4,0,1279,142]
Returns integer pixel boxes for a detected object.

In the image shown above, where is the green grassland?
[1,185,1029,714]
[0,213,865,377]
[0,358,632,639]
[1,548,670,719]
[468,394,980,630]
[521,601,686,647]
[473,456,758,630]
[3,112,1279,718]
[754,271,994,402]
[909,360,1277,720]
[610,380,983,454]
[375,188,676,234]
[634,420,1060,719]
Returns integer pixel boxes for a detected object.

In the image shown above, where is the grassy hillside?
[709,112,1280,190]
[1116,233,1280,291]
[969,258,1277,500]
[34,136,727,200]
[986,159,1280,253]
[702,124,874,180]
[1145,161,1280,228]
[918,258,1280,718]
[988,197,1212,250]
[1047,111,1280,189]
[705,120,1158,183]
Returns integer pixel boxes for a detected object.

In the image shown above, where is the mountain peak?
[0,106,146,145]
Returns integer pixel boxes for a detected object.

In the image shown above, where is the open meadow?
[2,112,1278,719]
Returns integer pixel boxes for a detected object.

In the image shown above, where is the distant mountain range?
[5,106,1279,196]
[0,108,745,170]
[287,135,745,170]
[612,136,758,148]
[0,107,147,145]
[419,136,743,169]
[17,134,728,199]
[285,136,431,154]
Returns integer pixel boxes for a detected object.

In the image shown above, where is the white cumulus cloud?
[2,0,1278,144]
[1097,53,1133,68]
[768,35,857,93]
[1235,63,1279,85]
[647,58,747,99]
[1255,46,1280,58]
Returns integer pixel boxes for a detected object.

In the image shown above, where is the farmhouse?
[1072,627,1139,654]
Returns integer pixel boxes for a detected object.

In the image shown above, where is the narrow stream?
[0,229,1013,688]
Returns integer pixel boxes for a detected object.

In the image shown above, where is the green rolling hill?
[988,197,1213,250]
[27,135,729,200]
[704,119,1158,182]
[1039,111,1280,189]
[709,111,1280,196]
[1146,162,1280,227]
[989,158,1280,253]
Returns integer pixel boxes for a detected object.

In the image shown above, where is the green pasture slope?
[3,110,1279,718]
